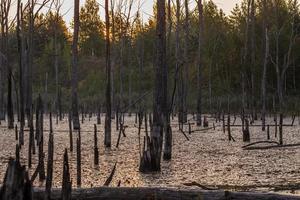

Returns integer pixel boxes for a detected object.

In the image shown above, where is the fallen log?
[242,141,280,149]
[244,143,300,150]
[31,187,300,200]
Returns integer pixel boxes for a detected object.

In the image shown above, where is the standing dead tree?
[197,0,204,126]
[0,0,14,129]
[261,0,269,131]
[71,0,80,130]
[270,0,298,111]
[104,0,112,148]
[140,0,167,172]
[53,0,63,121]
[26,0,52,123]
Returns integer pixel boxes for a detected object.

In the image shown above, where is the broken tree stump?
[243,119,250,142]
[76,130,81,187]
[68,113,73,152]
[279,113,283,145]
[0,159,33,200]
[94,124,99,165]
[61,149,71,200]
[45,132,54,200]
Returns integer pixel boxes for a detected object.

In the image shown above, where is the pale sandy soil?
[0,114,300,194]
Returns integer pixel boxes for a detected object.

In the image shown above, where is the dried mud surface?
[0,115,300,194]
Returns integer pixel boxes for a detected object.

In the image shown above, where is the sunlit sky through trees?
[11,1,241,28]
[60,0,242,27]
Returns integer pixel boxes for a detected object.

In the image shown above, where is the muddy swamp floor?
[0,114,300,195]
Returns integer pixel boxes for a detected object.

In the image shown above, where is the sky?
[60,0,242,26]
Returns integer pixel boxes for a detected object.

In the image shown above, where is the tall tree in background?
[104,0,112,148]
[261,0,269,131]
[0,0,14,129]
[163,0,172,160]
[17,0,25,128]
[71,0,80,130]
[197,0,204,126]
[0,0,4,121]
[79,0,104,57]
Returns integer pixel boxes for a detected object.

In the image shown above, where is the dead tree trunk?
[45,131,54,200]
[20,2,27,127]
[71,0,80,130]
[196,0,204,126]
[62,149,71,200]
[104,0,112,148]
[140,0,167,172]
[261,0,269,131]
[37,95,45,181]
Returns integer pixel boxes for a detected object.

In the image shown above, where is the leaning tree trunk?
[104,0,112,148]
[140,0,167,172]
[71,0,80,130]
[196,0,204,126]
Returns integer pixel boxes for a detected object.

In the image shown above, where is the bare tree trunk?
[163,0,172,160]
[1,0,14,129]
[182,0,189,122]
[250,0,256,120]
[261,0,268,131]
[140,0,166,172]
[71,0,80,130]
[26,0,34,123]
[0,5,4,121]
[104,0,112,148]
[197,0,204,126]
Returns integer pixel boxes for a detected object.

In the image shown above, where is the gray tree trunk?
[197,0,204,126]
[261,0,268,131]
[71,0,80,130]
[140,0,167,172]
[104,0,112,148]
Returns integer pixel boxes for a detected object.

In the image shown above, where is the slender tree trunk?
[0,7,4,121]
[197,0,204,126]
[261,0,268,131]
[182,0,189,122]
[250,0,256,119]
[163,0,172,160]
[71,0,80,130]
[26,0,34,123]
[104,0,112,148]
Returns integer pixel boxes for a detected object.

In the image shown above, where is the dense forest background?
[1,0,300,115]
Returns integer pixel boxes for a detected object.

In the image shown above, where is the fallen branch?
[183,182,217,190]
[103,162,117,186]
[179,129,190,141]
[242,141,280,149]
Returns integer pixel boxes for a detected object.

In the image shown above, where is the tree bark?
[197,0,204,126]
[104,0,112,148]
[261,0,268,131]
[71,0,80,130]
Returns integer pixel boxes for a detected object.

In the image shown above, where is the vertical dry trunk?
[1,0,14,129]
[104,0,112,148]
[197,0,204,126]
[26,0,34,122]
[163,0,172,160]
[261,0,268,131]
[140,0,166,172]
[71,0,80,130]
[183,0,189,122]
[250,0,256,119]
[0,3,4,121]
